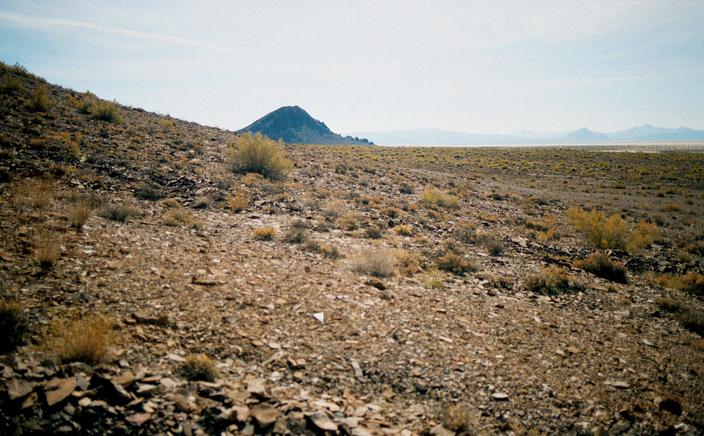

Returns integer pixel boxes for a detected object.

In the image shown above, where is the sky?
[0,0,703,134]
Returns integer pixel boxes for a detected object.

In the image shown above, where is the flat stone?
[251,406,280,427]
[7,378,35,400]
[126,412,151,426]
[491,392,509,401]
[429,425,455,436]
[246,378,266,396]
[45,377,77,407]
[309,411,338,432]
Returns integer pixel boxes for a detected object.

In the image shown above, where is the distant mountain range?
[347,125,704,146]
[239,106,373,145]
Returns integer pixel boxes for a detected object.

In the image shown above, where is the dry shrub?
[321,200,346,219]
[575,252,628,283]
[241,172,263,186]
[454,221,477,243]
[525,267,584,295]
[25,85,52,112]
[253,226,276,240]
[396,251,421,276]
[337,213,363,231]
[479,235,504,256]
[664,201,681,212]
[228,132,293,180]
[163,207,196,227]
[227,192,249,212]
[364,225,384,239]
[68,203,92,229]
[352,250,396,277]
[420,188,459,209]
[657,272,704,298]
[657,297,704,335]
[135,183,163,201]
[36,239,60,270]
[320,244,341,260]
[13,178,53,209]
[90,100,122,123]
[57,132,82,158]
[442,403,477,434]
[1,74,22,94]
[566,207,658,253]
[0,299,28,352]
[179,354,217,382]
[436,253,478,276]
[99,204,138,222]
[47,315,113,364]
[394,224,413,236]
[284,226,310,244]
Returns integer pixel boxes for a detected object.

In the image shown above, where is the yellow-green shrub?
[566,207,658,253]
[420,188,459,209]
[228,133,293,180]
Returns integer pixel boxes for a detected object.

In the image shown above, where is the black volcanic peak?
[239,106,373,145]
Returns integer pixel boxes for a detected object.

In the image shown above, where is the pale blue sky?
[1,0,702,134]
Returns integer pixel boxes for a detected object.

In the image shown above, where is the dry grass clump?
[320,244,341,260]
[479,235,504,256]
[135,183,164,201]
[396,251,422,276]
[228,132,293,180]
[67,204,92,230]
[525,267,585,295]
[655,272,704,298]
[179,354,218,382]
[1,74,22,94]
[36,239,61,270]
[98,204,138,223]
[436,253,478,276]
[227,191,249,212]
[575,252,628,283]
[0,299,28,353]
[163,207,196,227]
[337,212,363,231]
[284,226,310,244]
[57,132,82,158]
[441,404,477,434]
[394,224,413,236]
[352,250,396,278]
[420,188,459,209]
[25,85,52,112]
[253,226,276,240]
[89,100,122,123]
[13,178,53,209]
[454,221,477,244]
[47,315,113,364]
[566,207,658,253]
[656,297,704,335]
[321,200,345,219]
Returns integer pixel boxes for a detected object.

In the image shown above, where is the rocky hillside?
[239,106,373,145]
[1,62,703,435]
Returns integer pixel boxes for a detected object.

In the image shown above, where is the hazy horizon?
[1,1,703,134]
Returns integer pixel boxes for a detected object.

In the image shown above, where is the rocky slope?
[0,63,703,435]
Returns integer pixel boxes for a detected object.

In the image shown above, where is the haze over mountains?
[239,106,373,145]
[348,125,704,146]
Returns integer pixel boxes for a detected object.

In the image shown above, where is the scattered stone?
[491,392,509,401]
[251,406,280,427]
[429,424,455,436]
[7,378,35,400]
[309,411,338,432]
[44,377,77,407]
[126,412,151,426]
